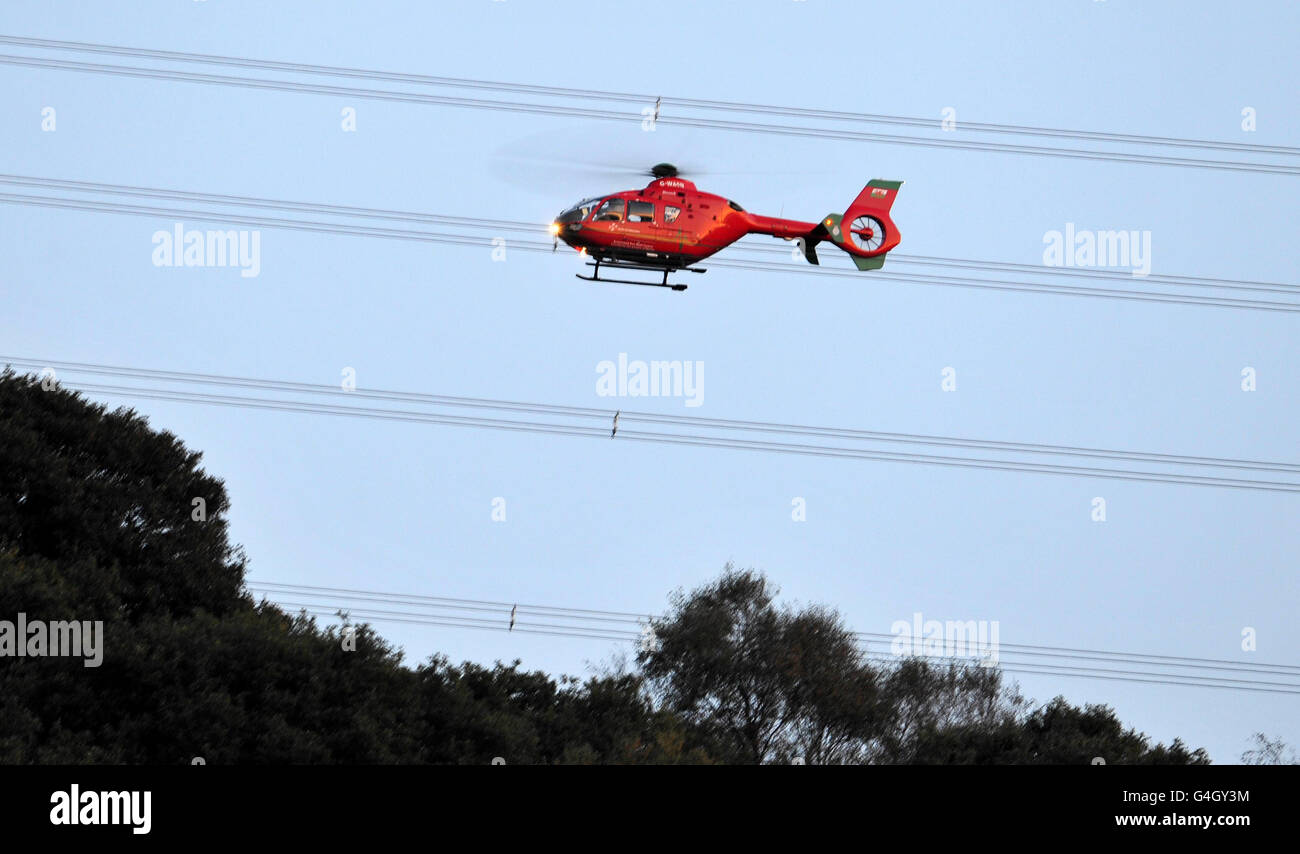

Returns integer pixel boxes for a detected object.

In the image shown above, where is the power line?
[2,34,1296,160]
[6,173,1296,298]
[272,600,637,641]
[855,654,1300,695]
[0,191,497,250]
[2,52,1297,177]
[250,579,1300,677]
[5,189,1299,314]
[247,587,1300,695]
[13,359,1300,491]
[878,253,1300,297]
[290,606,636,643]
[289,602,1300,694]
[10,368,1299,493]
[709,257,1300,313]
[8,356,1299,478]
[0,174,529,234]
[252,582,648,627]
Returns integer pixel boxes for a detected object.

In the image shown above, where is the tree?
[0,371,708,763]
[637,566,1015,764]
[0,369,245,619]
[908,697,1210,765]
[869,656,1012,763]
[1241,733,1297,765]
[0,371,1211,765]
[0,372,426,763]
[637,565,1209,765]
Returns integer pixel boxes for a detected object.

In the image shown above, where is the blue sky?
[1,0,1296,763]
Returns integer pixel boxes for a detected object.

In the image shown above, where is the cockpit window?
[594,198,625,222]
[557,197,601,224]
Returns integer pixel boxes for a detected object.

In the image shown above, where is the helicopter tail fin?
[818,179,903,271]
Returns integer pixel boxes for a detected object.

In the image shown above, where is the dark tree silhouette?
[0,370,1209,764]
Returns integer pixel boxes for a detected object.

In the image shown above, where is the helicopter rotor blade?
[491,129,828,199]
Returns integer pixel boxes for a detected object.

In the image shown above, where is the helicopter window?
[628,201,655,223]
[594,198,625,222]
[728,200,745,212]
[557,198,600,224]
[664,205,681,224]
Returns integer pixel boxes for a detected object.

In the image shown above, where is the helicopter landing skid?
[577,258,704,292]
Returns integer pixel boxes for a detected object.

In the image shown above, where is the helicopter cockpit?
[556,197,603,224]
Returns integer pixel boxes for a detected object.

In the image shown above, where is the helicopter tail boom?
[742,179,903,269]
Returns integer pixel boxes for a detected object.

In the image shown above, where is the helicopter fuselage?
[552,176,818,269]
[552,170,903,289]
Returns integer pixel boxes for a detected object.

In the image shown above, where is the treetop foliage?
[0,371,1210,764]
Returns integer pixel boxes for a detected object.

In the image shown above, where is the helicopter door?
[627,200,656,232]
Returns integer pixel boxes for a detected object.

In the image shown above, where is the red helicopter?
[550,163,903,291]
